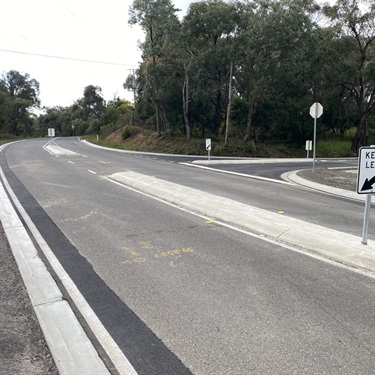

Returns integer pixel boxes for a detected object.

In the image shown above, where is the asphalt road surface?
[1,138,374,375]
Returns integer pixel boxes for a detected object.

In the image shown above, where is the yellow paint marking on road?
[121,246,140,257]
[139,241,154,250]
[155,247,194,258]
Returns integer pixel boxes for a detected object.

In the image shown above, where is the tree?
[81,85,106,122]
[236,0,319,143]
[182,0,239,137]
[324,0,375,153]
[0,70,40,135]
[129,0,181,135]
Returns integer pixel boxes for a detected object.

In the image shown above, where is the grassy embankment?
[84,126,359,158]
[0,127,361,158]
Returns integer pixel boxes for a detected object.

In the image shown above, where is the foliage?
[122,125,140,139]
[35,89,134,137]
[126,0,375,155]
[2,0,375,157]
[0,70,40,136]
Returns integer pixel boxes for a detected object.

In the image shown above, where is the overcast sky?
[0,0,192,109]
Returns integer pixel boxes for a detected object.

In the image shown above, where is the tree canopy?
[127,0,375,153]
[2,0,375,156]
[0,70,40,136]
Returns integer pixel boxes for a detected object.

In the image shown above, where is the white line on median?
[179,162,291,185]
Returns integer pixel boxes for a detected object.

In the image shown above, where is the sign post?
[206,138,211,161]
[357,146,375,245]
[48,128,55,138]
[305,140,312,159]
[47,128,55,145]
[309,103,323,172]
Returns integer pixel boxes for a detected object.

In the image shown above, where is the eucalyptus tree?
[235,0,319,143]
[324,0,375,153]
[129,0,181,135]
[182,0,240,137]
[0,70,40,135]
[81,85,106,122]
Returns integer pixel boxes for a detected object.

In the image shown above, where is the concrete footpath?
[1,162,374,375]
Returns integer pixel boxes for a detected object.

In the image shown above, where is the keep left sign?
[357,147,375,194]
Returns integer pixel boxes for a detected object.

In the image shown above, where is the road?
[1,138,374,375]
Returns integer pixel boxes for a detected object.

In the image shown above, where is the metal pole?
[361,194,372,245]
[313,108,317,173]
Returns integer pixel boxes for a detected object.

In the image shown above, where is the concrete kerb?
[283,170,375,203]
[108,171,375,275]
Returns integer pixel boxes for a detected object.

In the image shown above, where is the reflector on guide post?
[206,138,211,161]
[305,140,312,158]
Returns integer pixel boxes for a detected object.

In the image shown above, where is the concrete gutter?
[108,171,375,275]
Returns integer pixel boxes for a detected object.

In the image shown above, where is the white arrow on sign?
[310,102,323,119]
[206,138,211,151]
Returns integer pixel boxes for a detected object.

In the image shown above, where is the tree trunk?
[155,104,161,136]
[351,114,369,154]
[161,108,168,134]
[213,90,222,136]
[243,98,256,143]
[183,69,191,141]
[225,62,233,148]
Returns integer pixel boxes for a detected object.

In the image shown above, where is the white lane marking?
[0,169,138,375]
[180,162,291,185]
[88,170,97,175]
[99,161,108,164]
[43,144,60,157]
[68,161,74,164]
[43,140,80,157]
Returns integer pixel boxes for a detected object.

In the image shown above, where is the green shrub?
[121,125,140,140]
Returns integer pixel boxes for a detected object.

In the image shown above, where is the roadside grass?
[82,128,359,158]
[316,139,357,158]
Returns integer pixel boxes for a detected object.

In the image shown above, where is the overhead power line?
[0,48,137,68]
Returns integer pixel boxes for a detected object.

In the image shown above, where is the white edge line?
[179,162,292,185]
[0,168,138,375]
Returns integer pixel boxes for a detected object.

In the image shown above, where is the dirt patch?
[297,168,358,191]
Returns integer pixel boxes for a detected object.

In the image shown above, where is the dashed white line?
[88,170,97,175]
